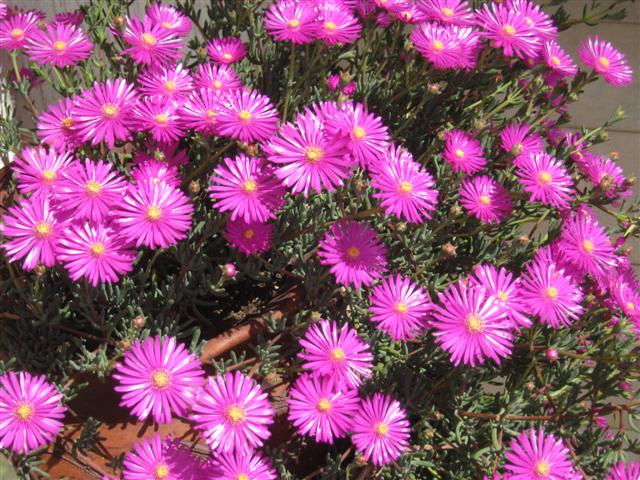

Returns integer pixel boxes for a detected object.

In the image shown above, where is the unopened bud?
[428,83,441,95]
[112,16,125,29]
[221,263,237,277]
[599,175,614,192]
[514,235,530,247]
[597,132,609,142]
[526,382,535,391]
[396,222,407,233]
[196,47,207,60]
[584,293,596,303]
[133,315,145,329]
[545,348,558,362]
[449,204,463,217]
[609,150,620,160]
[437,130,447,141]
[473,118,486,131]
[35,265,46,276]
[310,311,322,322]
[246,144,259,156]
[442,243,457,257]
[119,339,132,351]
[189,180,200,194]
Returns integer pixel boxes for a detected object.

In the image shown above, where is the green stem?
[282,43,296,121]
[182,141,235,187]
[10,51,22,83]
[52,66,67,91]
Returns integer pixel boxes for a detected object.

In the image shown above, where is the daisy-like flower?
[560,211,615,277]
[298,319,373,389]
[583,154,629,197]
[265,108,352,195]
[499,122,544,158]
[12,147,73,197]
[73,78,138,148]
[146,3,192,38]
[515,152,573,209]
[53,10,84,27]
[113,336,205,424]
[123,434,200,480]
[0,12,39,51]
[1,196,63,270]
[392,3,428,24]
[504,428,575,480]
[58,223,135,286]
[25,23,92,67]
[287,374,360,443]
[442,130,487,174]
[210,154,285,223]
[131,160,181,187]
[179,88,224,135]
[138,63,193,102]
[518,256,584,328]
[0,371,66,454]
[578,36,633,87]
[318,220,387,289]
[224,218,273,255]
[207,451,277,480]
[121,16,183,65]
[191,371,275,453]
[193,63,242,95]
[476,3,542,60]
[542,41,577,77]
[469,264,531,329]
[411,22,462,70]
[316,1,362,45]
[116,181,193,249]
[216,88,279,143]
[264,0,319,44]
[508,0,558,42]
[134,141,189,167]
[131,97,185,143]
[431,280,514,366]
[459,175,512,224]
[36,97,82,152]
[605,461,640,480]
[207,36,247,64]
[417,0,475,25]
[370,146,438,224]
[368,274,432,340]
[351,393,411,466]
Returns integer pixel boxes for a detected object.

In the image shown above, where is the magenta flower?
[1,196,63,270]
[210,154,285,223]
[123,434,200,480]
[53,10,85,27]
[499,122,544,158]
[134,141,189,167]
[606,461,640,480]
[116,181,193,249]
[224,218,273,255]
[351,393,411,466]
[370,145,438,223]
[180,88,224,135]
[327,73,341,91]
[58,223,135,286]
[578,36,633,87]
[113,336,205,424]
[298,319,373,389]
[393,4,428,24]
[138,63,193,102]
[216,88,279,143]
[317,2,362,45]
[191,371,274,453]
[515,152,573,209]
[411,22,465,70]
[459,175,512,224]
[560,211,615,277]
[431,280,514,366]
[583,153,628,197]
[264,0,319,44]
[476,3,542,60]
[207,36,247,64]
[542,41,577,77]
[0,371,66,454]
[131,159,181,188]
[207,451,277,480]
[443,129,487,174]
[265,108,352,196]
[131,97,185,143]
[368,274,432,340]
[0,12,39,51]
[318,220,387,289]
[287,373,360,443]
[73,78,138,148]
[508,0,558,41]
[12,147,73,197]
[519,256,584,328]
[146,3,192,38]
[121,16,183,65]
[417,0,475,25]
[193,63,242,95]
[36,97,82,152]
[504,428,575,480]
[25,23,92,67]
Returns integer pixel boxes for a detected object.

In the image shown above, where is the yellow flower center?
[465,314,484,333]
[15,402,34,421]
[90,242,105,257]
[546,287,558,299]
[550,56,561,66]
[213,80,223,89]
[206,109,217,119]
[225,404,246,425]
[534,461,551,477]
[161,21,173,29]
[155,464,169,479]
[102,103,119,118]
[146,205,162,221]
[61,116,75,129]
[151,370,171,390]
[42,170,56,184]
[374,422,389,436]
[502,24,516,36]
[238,110,252,123]
[289,18,300,29]
[582,239,594,253]
[479,195,491,205]
[454,148,465,158]
[141,32,157,46]
[352,126,366,140]
[395,302,409,314]
[236,474,249,480]
[10,28,24,39]
[432,40,444,51]
[53,40,67,52]
[597,56,610,69]
[400,11,412,21]
[223,52,233,61]
[243,179,258,194]
[330,347,346,361]
[538,171,552,185]
[165,80,177,92]
[626,302,635,312]
[399,181,413,194]
[442,7,454,16]
[85,180,101,196]
[324,21,337,32]
[243,228,255,239]
[346,246,360,259]
[35,222,52,238]
[155,114,169,125]
[305,146,324,163]
[316,398,332,412]
[497,291,509,301]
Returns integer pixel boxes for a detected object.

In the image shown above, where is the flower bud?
[112,16,125,29]
[35,265,46,276]
[428,83,441,95]
[188,180,200,194]
[396,222,407,233]
[609,150,620,160]
[473,118,486,131]
[514,235,529,247]
[133,315,145,329]
[342,81,357,96]
[310,311,322,322]
[119,339,132,351]
[221,263,237,277]
[441,243,457,257]
[449,204,462,217]
[196,47,208,60]
[545,348,558,362]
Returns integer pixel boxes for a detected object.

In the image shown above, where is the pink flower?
[606,461,640,480]
[370,145,438,223]
[131,160,181,188]
[431,280,514,366]
[191,371,275,453]
[542,41,577,77]
[327,73,341,91]
[318,220,387,289]
[123,434,200,480]
[56,159,128,223]
[515,152,573,209]
[36,97,82,152]
[411,23,478,70]
[504,428,576,479]
[216,88,279,143]
[131,97,185,143]
[1,196,63,270]
[459,175,512,224]
[265,108,352,195]
[193,63,242,94]
[476,3,542,60]
[224,218,273,255]
[351,393,411,466]
[58,223,135,286]
[560,210,615,277]
[146,3,192,38]
[443,130,487,174]
[180,88,224,135]
[113,336,205,424]
[417,0,475,25]
[12,147,73,197]
[138,63,194,102]
[116,181,193,248]
[207,451,277,480]
[209,154,285,223]
[121,16,183,65]
[53,10,85,27]
[317,1,362,45]
[73,78,138,148]
[264,0,320,44]
[578,36,633,87]
[0,12,39,51]
[0,371,66,454]
[25,23,92,67]
[207,36,247,64]
[500,122,544,158]
[287,374,360,443]
[298,319,373,389]
[134,141,189,167]
[368,274,432,340]
[508,0,557,41]
[582,153,628,197]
